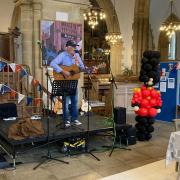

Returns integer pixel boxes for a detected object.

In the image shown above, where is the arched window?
[168,33,176,60]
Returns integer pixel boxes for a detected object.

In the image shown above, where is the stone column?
[109,41,123,77]
[18,1,33,71]
[77,7,87,107]
[32,1,42,83]
[132,0,150,75]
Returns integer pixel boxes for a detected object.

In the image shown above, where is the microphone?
[37,40,42,49]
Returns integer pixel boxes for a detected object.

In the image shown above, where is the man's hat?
[66,40,78,48]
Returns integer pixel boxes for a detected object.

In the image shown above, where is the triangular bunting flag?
[26,96,33,106]
[16,64,22,72]
[9,63,16,72]
[28,76,33,85]
[10,90,17,99]
[42,92,47,108]
[20,69,28,78]
[34,98,41,106]
[0,84,3,91]
[33,79,39,86]
[1,85,10,94]
[37,84,42,92]
[0,61,7,71]
[18,93,25,103]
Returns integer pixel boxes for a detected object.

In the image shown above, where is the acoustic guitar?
[53,64,80,80]
[53,63,106,80]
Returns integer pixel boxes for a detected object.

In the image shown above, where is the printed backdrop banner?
[40,20,82,66]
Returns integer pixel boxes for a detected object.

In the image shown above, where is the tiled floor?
[0,114,175,180]
[100,160,177,180]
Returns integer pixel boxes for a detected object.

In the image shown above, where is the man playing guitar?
[50,40,84,127]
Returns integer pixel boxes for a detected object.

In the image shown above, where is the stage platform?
[0,114,113,166]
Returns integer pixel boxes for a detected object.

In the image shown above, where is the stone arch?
[10,6,21,29]
[95,0,120,34]
[95,0,123,76]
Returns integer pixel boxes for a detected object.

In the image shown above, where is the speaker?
[126,127,136,145]
[114,107,126,124]
[0,103,17,119]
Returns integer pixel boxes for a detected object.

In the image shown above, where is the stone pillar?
[32,1,42,82]
[77,7,87,107]
[132,0,150,75]
[110,41,123,77]
[19,1,33,71]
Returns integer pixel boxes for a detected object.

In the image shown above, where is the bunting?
[26,96,33,106]
[0,59,54,109]
[18,93,25,104]
[20,69,28,77]
[10,90,17,98]
[42,92,47,108]
[37,84,42,92]
[34,98,41,106]
[9,63,16,72]
[0,83,3,91]
[16,64,22,72]
[33,79,39,86]
[0,61,7,71]
[1,84,10,94]
[28,75,33,85]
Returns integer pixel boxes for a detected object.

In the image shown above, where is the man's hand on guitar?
[61,70,71,79]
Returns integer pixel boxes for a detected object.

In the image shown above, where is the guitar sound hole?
[69,70,75,75]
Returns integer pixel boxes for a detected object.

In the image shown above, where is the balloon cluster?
[132,51,162,141]
[139,51,160,86]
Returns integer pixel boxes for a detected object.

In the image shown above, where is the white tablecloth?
[166,131,180,166]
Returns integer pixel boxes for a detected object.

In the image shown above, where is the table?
[166,131,180,166]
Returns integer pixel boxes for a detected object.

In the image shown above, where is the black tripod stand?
[81,73,100,161]
[33,66,69,170]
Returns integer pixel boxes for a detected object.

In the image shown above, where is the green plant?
[122,65,133,76]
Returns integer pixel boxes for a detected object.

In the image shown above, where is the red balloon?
[151,89,158,98]
[157,101,162,107]
[146,96,151,100]
[138,107,148,117]
[146,105,151,109]
[140,99,149,107]
[142,89,150,97]
[141,86,146,90]
[149,99,157,106]
[134,98,139,103]
[148,108,157,117]
[134,92,141,98]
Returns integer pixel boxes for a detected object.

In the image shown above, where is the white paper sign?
[160,82,166,92]
[168,78,175,89]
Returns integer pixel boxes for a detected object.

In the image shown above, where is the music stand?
[33,79,70,170]
[52,80,80,130]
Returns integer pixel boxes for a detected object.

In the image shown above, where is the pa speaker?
[113,107,126,124]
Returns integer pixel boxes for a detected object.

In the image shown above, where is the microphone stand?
[102,64,118,155]
[83,70,100,161]
[33,42,69,170]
